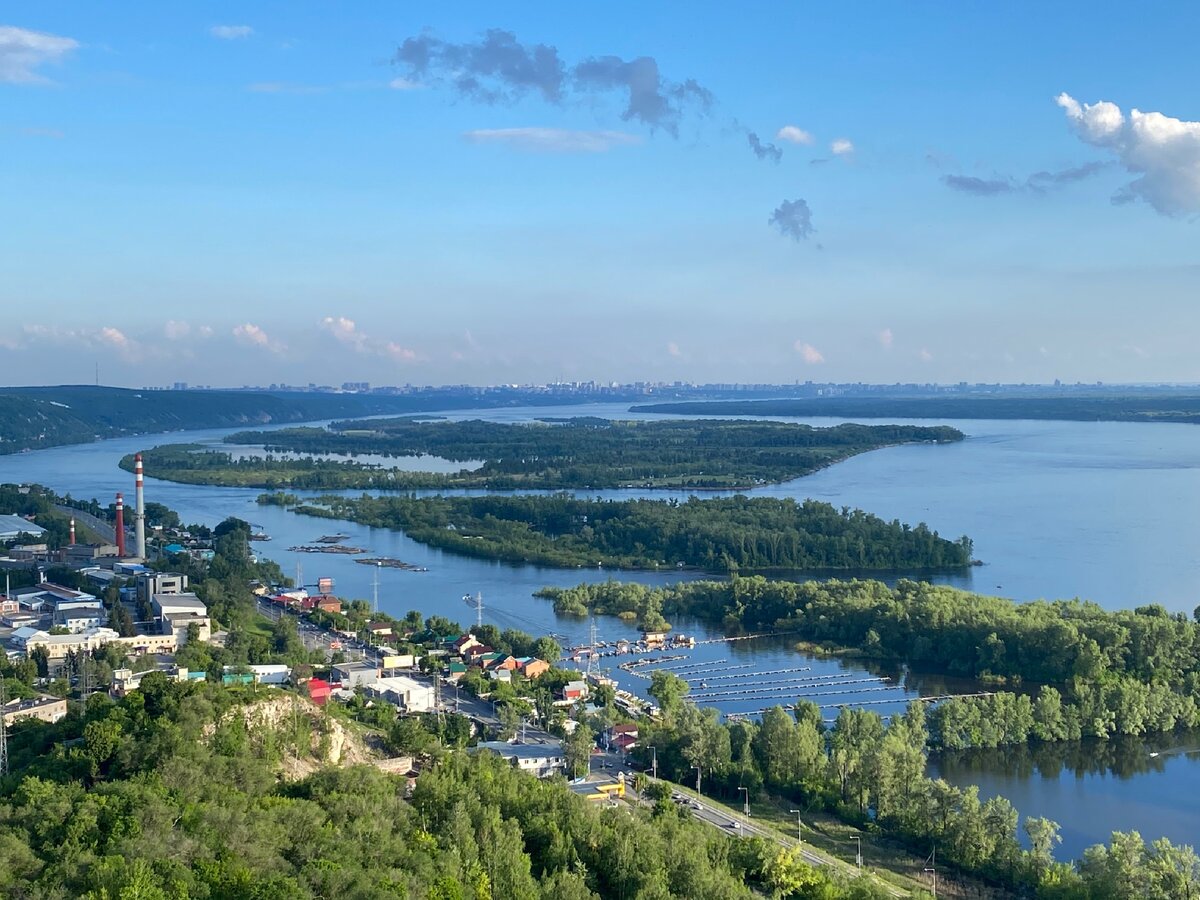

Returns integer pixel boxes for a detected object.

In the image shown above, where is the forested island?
[632,394,1200,424]
[540,577,1200,745]
[126,418,964,491]
[278,494,974,572]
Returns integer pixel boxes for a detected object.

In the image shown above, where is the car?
[690,801,702,810]
[727,821,741,829]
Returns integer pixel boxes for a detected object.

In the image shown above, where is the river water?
[3,402,1200,858]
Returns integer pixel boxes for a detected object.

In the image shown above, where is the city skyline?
[4,3,1200,387]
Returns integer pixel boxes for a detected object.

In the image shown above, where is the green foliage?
[292,494,972,572]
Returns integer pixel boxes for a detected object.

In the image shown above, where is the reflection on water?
[932,732,1200,860]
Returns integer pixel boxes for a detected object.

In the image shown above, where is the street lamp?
[649,746,658,782]
[855,836,863,869]
[788,809,804,847]
[737,786,749,817]
[691,765,701,796]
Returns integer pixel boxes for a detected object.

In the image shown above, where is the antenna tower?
[585,618,599,680]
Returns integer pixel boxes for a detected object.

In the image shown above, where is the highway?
[56,504,117,544]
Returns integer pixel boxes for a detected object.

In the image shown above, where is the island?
[277,493,974,572]
[123,418,964,491]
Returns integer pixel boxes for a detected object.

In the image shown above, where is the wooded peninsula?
[280,494,974,572]
[119,418,966,491]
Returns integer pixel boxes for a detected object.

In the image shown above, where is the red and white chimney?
[69,518,76,545]
[134,453,146,559]
[115,493,126,557]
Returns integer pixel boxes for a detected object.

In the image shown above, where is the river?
[3,401,1200,858]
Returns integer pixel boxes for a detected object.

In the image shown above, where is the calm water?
[4,402,1200,857]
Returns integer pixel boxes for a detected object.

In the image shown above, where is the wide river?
[3,401,1200,859]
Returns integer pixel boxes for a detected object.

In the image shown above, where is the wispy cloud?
[463,127,641,153]
[776,125,814,145]
[878,328,894,349]
[794,341,824,364]
[1057,92,1200,216]
[210,25,253,40]
[768,198,815,242]
[942,162,1108,197]
[831,138,854,156]
[942,174,1018,196]
[667,341,682,358]
[395,29,712,137]
[388,77,421,91]
[0,25,78,84]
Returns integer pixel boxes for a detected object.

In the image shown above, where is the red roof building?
[307,679,332,707]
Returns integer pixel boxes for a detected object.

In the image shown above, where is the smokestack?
[69,519,76,545]
[134,453,146,560]
[115,493,126,558]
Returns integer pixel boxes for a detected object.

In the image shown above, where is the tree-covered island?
[123,418,964,491]
[279,494,974,572]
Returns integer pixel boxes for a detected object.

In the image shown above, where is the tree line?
[288,493,973,573]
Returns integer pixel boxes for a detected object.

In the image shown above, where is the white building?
[368,675,436,713]
[472,740,566,779]
[333,661,380,688]
[152,593,210,645]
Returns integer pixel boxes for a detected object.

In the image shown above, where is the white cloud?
[776,125,814,145]
[0,26,78,84]
[1057,92,1200,215]
[831,138,854,156]
[878,328,894,349]
[388,77,421,90]
[164,321,191,340]
[210,25,253,40]
[667,341,682,358]
[463,127,642,153]
[919,348,934,362]
[232,322,283,353]
[385,342,418,362]
[321,316,367,351]
[794,341,824,364]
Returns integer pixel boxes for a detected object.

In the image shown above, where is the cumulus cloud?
[794,341,824,364]
[321,317,418,363]
[395,29,712,137]
[878,328,894,349]
[746,130,782,163]
[776,125,814,145]
[831,138,854,156]
[210,25,253,40]
[0,25,78,84]
[1056,92,1200,215]
[463,127,641,153]
[232,323,283,353]
[768,198,815,242]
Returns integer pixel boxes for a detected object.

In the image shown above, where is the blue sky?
[3,3,1199,387]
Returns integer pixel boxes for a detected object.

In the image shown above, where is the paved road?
[55,504,117,543]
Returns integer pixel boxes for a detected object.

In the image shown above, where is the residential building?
[517,658,550,679]
[2,694,67,726]
[472,740,566,779]
[307,678,332,706]
[562,680,589,703]
[0,596,17,616]
[26,627,121,663]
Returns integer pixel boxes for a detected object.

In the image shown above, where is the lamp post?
[649,746,658,782]
[691,765,701,796]
[855,836,862,869]
[789,809,803,846]
[737,786,749,817]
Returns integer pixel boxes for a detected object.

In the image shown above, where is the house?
[0,596,18,616]
[452,634,483,655]
[562,680,589,703]
[641,630,668,648]
[517,658,550,680]
[447,661,468,682]
[605,723,639,752]
[2,694,67,726]
[368,676,436,713]
[463,644,495,664]
[307,679,332,706]
[492,655,521,672]
[367,621,393,637]
[313,595,342,614]
[234,664,290,685]
[472,740,566,779]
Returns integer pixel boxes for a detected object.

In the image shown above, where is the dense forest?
[635,685,1200,897]
[542,577,1200,744]
[284,494,974,572]
[215,418,964,490]
[0,674,902,899]
[632,395,1200,424]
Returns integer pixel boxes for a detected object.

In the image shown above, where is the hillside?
[0,385,576,455]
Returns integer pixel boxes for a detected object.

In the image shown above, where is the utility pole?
[738,786,749,817]
[855,836,862,869]
[691,764,701,795]
[789,809,803,846]
[372,562,380,615]
[0,680,9,778]
[649,745,658,781]
[924,847,937,898]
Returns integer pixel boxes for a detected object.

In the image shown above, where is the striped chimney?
[134,453,146,559]
[115,493,126,557]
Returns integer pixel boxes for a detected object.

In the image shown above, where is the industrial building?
[367,676,436,713]
[472,740,566,779]
[151,592,210,644]
[0,516,47,541]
